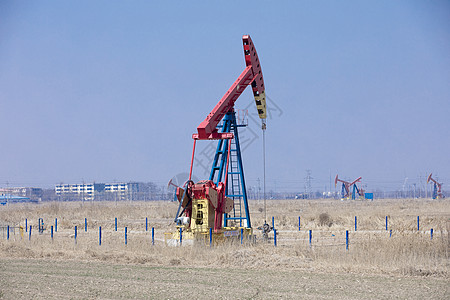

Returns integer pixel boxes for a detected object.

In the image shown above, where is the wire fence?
[1,215,445,250]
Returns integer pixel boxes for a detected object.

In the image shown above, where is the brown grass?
[1,198,449,278]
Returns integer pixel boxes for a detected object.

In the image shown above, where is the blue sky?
[1,1,449,193]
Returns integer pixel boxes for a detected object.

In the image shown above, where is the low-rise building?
[0,187,43,202]
[55,183,105,201]
[55,182,139,201]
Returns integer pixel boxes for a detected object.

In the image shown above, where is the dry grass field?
[0,198,449,299]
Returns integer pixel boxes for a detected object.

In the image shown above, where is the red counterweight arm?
[193,35,266,140]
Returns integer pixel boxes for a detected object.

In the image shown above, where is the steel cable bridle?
[262,119,267,223]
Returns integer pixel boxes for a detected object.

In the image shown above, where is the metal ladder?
[227,138,244,226]
[209,111,251,228]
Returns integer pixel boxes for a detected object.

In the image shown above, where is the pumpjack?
[166,35,266,244]
[427,173,444,199]
[335,175,364,200]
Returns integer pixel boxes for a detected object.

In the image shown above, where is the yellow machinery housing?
[165,195,253,246]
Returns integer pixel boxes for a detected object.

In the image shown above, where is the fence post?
[417,216,419,231]
[355,216,357,231]
[115,217,118,231]
[152,227,155,245]
[74,226,77,244]
[99,226,102,246]
[25,219,28,232]
[85,218,87,232]
[29,225,32,241]
[7,225,9,240]
[430,228,433,240]
[298,216,301,231]
[272,216,275,230]
[125,227,128,245]
[51,225,54,241]
[39,218,43,233]
[346,230,349,250]
[146,217,148,232]
[274,229,277,247]
[385,216,388,231]
[55,218,58,232]
[209,228,212,247]
[179,227,182,245]
[309,230,312,247]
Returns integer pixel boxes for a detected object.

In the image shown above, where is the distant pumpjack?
[335,175,363,199]
[427,173,444,199]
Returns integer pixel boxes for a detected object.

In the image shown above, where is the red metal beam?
[335,174,351,186]
[350,177,362,186]
[427,173,437,185]
[194,66,253,140]
[194,35,266,140]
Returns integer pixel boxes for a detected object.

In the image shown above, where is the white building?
[55,183,105,201]
[0,187,43,202]
[55,182,139,201]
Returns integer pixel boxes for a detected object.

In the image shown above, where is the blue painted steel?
[346,230,349,250]
[125,227,127,245]
[85,218,87,232]
[29,225,32,240]
[385,216,388,231]
[417,216,420,231]
[55,218,58,232]
[179,228,182,245]
[241,228,244,245]
[352,185,357,200]
[74,226,77,244]
[430,228,433,240]
[51,226,53,241]
[272,216,275,230]
[99,226,102,246]
[25,219,27,232]
[115,218,118,231]
[432,183,437,199]
[209,111,251,228]
[298,216,301,231]
[355,216,357,231]
[274,229,277,247]
[389,229,392,238]
[309,230,312,247]
[365,193,374,200]
[152,227,155,245]
[7,225,9,240]
[146,217,148,231]
[210,228,212,247]
[341,183,346,198]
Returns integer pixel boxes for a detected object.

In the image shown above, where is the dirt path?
[0,258,448,299]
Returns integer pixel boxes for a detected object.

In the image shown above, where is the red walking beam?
[193,35,266,140]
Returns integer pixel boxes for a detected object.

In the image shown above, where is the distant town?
[0,182,166,204]
[0,180,447,204]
